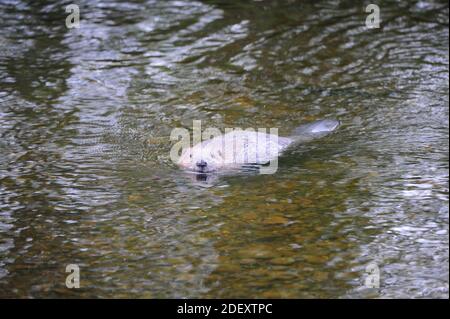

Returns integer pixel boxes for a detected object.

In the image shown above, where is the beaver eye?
[190,154,192,158]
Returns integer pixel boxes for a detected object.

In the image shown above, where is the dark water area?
[0,0,448,298]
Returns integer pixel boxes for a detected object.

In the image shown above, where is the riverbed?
[0,0,448,298]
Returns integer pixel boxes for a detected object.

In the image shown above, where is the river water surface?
[0,0,448,298]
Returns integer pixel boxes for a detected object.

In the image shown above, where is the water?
[0,0,448,298]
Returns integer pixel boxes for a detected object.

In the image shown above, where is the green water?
[0,0,448,298]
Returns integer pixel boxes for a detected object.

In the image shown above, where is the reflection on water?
[0,0,448,298]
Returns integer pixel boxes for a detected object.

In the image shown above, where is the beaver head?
[177,141,224,173]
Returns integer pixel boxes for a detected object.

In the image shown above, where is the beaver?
[177,119,340,174]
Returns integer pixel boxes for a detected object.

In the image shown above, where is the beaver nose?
[196,160,207,168]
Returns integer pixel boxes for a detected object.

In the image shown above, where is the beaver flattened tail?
[177,119,340,173]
